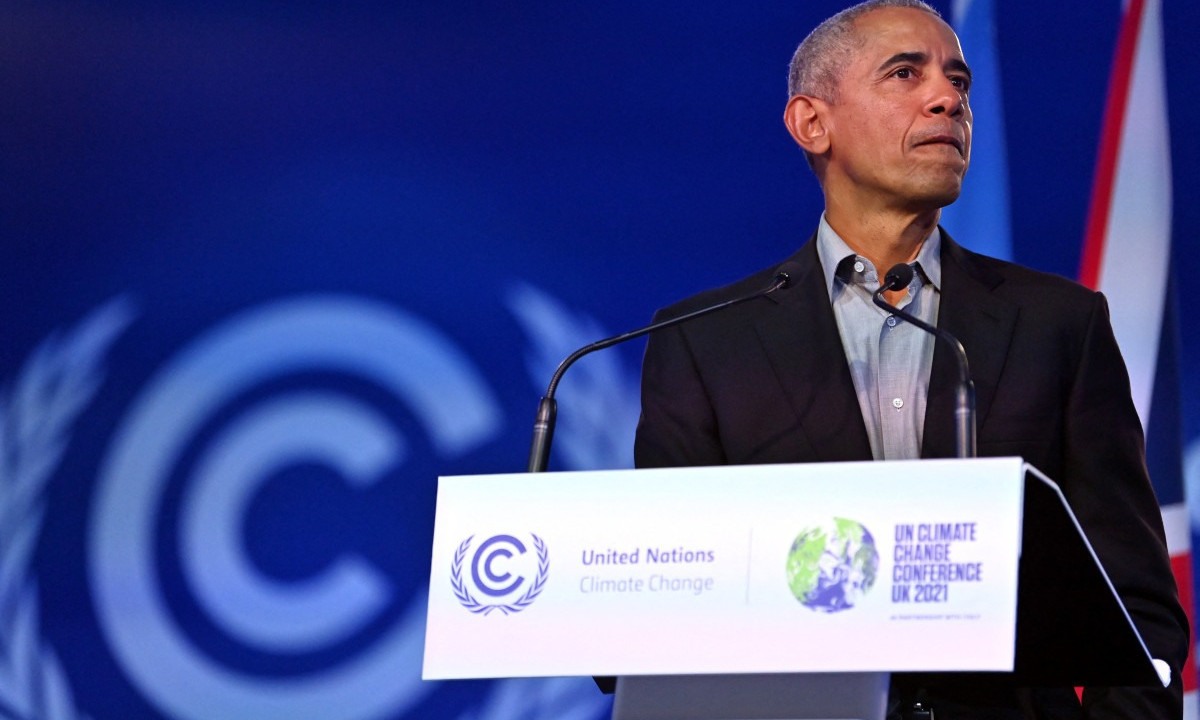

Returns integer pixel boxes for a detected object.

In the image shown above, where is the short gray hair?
[788,0,942,101]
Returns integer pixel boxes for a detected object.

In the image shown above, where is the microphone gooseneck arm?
[527,263,799,473]
[871,263,976,459]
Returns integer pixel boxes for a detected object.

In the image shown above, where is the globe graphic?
[786,518,879,612]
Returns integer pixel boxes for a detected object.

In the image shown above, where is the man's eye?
[894,68,913,79]
[951,76,971,92]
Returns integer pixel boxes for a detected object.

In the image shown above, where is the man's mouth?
[915,135,964,156]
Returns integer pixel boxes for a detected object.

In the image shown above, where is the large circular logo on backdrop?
[89,295,502,720]
[785,518,879,612]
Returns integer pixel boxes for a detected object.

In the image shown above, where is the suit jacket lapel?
[753,238,874,462]
[922,232,1019,458]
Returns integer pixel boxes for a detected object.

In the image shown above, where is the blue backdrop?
[1,2,1197,719]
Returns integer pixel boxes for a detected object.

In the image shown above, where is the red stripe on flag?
[1079,0,1147,289]
[1172,551,1198,692]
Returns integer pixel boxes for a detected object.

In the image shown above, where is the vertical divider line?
[745,527,754,604]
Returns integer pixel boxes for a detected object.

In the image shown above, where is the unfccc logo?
[451,534,549,615]
[88,295,502,720]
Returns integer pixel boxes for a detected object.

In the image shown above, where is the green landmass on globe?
[785,517,879,612]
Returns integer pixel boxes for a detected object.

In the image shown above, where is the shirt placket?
[877,277,923,460]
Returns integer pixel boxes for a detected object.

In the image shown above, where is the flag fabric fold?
[1079,0,1196,713]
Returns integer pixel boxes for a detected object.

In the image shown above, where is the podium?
[423,459,1166,720]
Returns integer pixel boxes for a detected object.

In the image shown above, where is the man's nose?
[925,77,967,117]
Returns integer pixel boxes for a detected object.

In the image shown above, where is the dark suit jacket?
[634,232,1188,719]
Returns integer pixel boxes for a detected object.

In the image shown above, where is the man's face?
[821,7,972,213]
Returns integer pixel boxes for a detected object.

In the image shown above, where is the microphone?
[872,263,976,458]
[527,261,802,472]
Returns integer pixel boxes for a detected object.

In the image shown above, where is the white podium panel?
[423,457,1025,680]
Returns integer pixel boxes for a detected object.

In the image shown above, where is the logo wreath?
[450,534,549,616]
[0,299,132,720]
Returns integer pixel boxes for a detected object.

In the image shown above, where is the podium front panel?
[423,458,1025,679]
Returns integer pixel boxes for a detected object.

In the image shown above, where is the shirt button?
[886,316,898,327]
[853,260,865,273]
[892,398,904,409]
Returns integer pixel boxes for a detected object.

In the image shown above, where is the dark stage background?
[1,2,1197,718]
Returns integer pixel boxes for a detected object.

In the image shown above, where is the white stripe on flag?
[1161,502,1191,557]
[1095,0,1171,430]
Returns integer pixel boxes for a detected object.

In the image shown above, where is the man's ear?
[783,94,831,155]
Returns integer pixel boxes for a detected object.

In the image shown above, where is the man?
[634,1,1189,718]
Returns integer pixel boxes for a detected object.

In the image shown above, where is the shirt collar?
[815,214,943,300]
[914,228,942,292]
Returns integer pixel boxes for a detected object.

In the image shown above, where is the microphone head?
[883,263,915,292]
[773,261,804,290]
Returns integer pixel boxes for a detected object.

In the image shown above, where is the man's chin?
[916,177,964,210]
[935,189,963,209]
[900,185,962,214]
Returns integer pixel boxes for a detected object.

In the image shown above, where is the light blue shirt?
[815,216,942,460]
